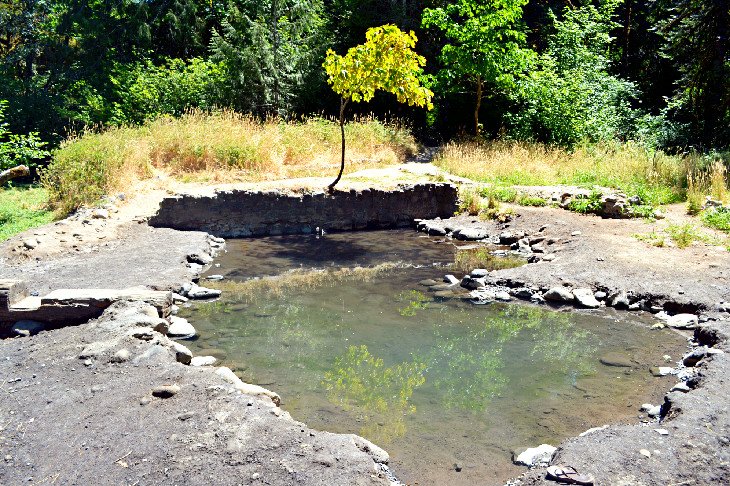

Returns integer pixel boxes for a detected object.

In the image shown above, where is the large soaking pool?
[182,230,687,485]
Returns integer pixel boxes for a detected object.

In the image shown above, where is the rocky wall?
[149,183,459,237]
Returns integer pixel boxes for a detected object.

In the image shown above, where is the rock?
[651,323,666,330]
[167,316,197,339]
[573,288,600,308]
[707,348,725,356]
[91,208,109,219]
[607,290,630,309]
[461,276,486,290]
[544,287,574,303]
[11,320,45,337]
[578,425,608,437]
[495,291,512,301]
[171,341,193,365]
[666,314,699,329]
[418,279,439,287]
[215,367,281,406]
[650,366,674,376]
[515,288,534,299]
[443,275,460,285]
[470,269,489,278]
[22,239,38,250]
[639,449,651,458]
[151,385,180,399]
[682,347,707,367]
[513,444,556,467]
[499,231,523,245]
[571,231,582,236]
[654,428,670,436]
[594,291,607,300]
[190,355,217,367]
[206,274,224,281]
[110,349,131,363]
[187,252,213,265]
[599,352,634,368]
[531,244,545,253]
[517,238,532,254]
[671,382,691,393]
[130,327,155,341]
[433,290,455,299]
[186,285,222,300]
[640,404,661,417]
[351,435,389,464]
[542,254,556,262]
[171,292,189,303]
[454,228,489,241]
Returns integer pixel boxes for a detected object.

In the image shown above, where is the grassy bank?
[43,112,418,213]
[0,186,53,241]
[434,140,730,207]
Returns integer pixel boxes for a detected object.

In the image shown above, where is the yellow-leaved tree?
[322,25,434,192]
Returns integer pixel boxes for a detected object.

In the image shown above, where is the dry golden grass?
[709,160,729,203]
[452,247,526,274]
[434,140,691,205]
[207,264,398,303]
[44,111,418,212]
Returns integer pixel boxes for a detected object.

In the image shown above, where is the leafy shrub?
[0,100,50,171]
[517,195,547,206]
[568,190,603,214]
[702,207,730,232]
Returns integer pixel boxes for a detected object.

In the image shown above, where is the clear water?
[183,230,687,485]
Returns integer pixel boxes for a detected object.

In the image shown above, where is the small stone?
[594,291,607,300]
[682,347,707,367]
[443,275,460,285]
[11,320,45,337]
[639,449,651,458]
[573,288,600,308]
[513,444,556,467]
[110,349,131,363]
[544,287,574,303]
[453,228,489,241]
[470,269,489,278]
[666,314,699,329]
[167,316,197,339]
[22,239,38,250]
[206,275,224,281]
[91,208,109,219]
[571,231,582,236]
[542,254,556,262]
[650,366,674,376]
[187,252,213,265]
[418,279,439,287]
[186,285,222,300]
[177,412,195,421]
[171,292,189,303]
[654,428,669,436]
[671,382,690,393]
[251,473,261,480]
[495,291,512,301]
[651,323,666,330]
[599,353,633,368]
[171,342,193,365]
[140,397,152,406]
[607,290,630,309]
[152,385,180,399]
[83,359,93,367]
[190,356,217,367]
[454,463,463,472]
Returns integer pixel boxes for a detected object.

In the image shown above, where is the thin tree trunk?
[328,97,348,192]
[0,165,29,186]
[474,75,482,136]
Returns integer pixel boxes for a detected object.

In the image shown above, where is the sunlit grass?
[0,185,54,241]
[452,247,526,274]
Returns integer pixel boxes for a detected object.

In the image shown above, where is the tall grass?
[433,140,701,205]
[43,111,418,213]
[0,186,54,241]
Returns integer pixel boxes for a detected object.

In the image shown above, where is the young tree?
[322,24,433,192]
[422,0,534,136]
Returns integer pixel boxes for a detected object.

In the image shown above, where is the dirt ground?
[1,165,729,485]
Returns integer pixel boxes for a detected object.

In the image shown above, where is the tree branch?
[0,165,30,186]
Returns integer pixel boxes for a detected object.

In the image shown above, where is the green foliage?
[567,189,604,214]
[517,195,547,207]
[506,1,638,147]
[323,25,433,109]
[422,0,534,134]
[0,100,49,171]
[452,247,526,274]
[666,223,703,248]
[0,185,53,241]
[397,290,430,317]
[702,207,730,232]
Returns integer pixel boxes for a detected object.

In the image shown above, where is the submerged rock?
[599,352,634,368]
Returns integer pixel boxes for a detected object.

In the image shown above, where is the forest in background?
[0,0,728,160]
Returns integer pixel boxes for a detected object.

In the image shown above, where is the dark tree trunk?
[328,97,349,193]
[474,75,483,136]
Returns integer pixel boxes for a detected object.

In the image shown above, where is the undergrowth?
[452,247,526,274]
[0,185,54,241]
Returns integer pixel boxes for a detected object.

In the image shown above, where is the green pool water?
[182,230,687,485]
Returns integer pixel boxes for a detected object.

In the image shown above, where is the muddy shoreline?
[1,185,729,485]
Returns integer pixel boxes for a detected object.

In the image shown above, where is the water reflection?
[323,345,427,443]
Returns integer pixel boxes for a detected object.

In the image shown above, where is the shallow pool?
[183,230,686,485]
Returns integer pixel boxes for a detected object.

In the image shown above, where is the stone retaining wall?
[149,183,459,237]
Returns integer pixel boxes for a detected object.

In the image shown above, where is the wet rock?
[152,385,180,399]
[443,274,460,285]
[544,287,574,303]
[433,290,455,299]
[607,290,630,309]
[499,231,523,245]
[515,288,534,299]
[666,314,699,329]
[215,367,281,406]
[109,349,131,363]
[599,352,633,368]
[186,285,222,300]
[206,274,224,281]
[512,444,556,467]
[650,366,674,377]
[190,356,217,367]
[167,316,197,339]
[454,228,489,241]
[573,288,600,308]
[461,276,486,290]
[682,347,707,367]
[171,341,193,365]
[11,320,45,337]
[418,279,439,287]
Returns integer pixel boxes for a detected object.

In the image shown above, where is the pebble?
[495,291,512,301]
[22,239,38,250]
[639,449,651,458]
[571,231,582,236]
[167,316,197,339]
[513,444,556,467]
[91,208,109,219]
[110,348,131,363]
[418,279,439,286]
[671,382,691,393]
[151,385,180,399]
[654,428,669,435]
[190,356,218,367]
[186,285,222,300]
[171,342,193,365]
